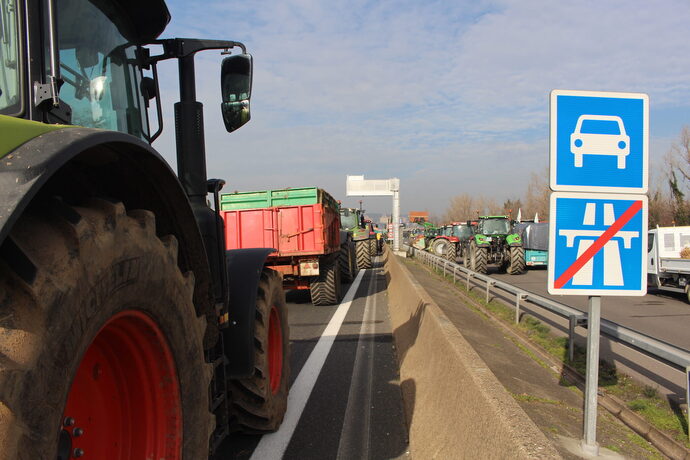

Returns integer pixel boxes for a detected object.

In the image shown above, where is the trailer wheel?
[228,268,290,432]
[355,239,372,269]
[471,241,488,274]
[507,246,525,275]
[339,243,356,283]
[310,259,342,306]
[0,199,212,460]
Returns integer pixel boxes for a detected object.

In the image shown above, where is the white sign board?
[346,175,398,196]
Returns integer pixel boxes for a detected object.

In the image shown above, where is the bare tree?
[443,194,474,222]
[663,126,690,225]
[524,168,550,221]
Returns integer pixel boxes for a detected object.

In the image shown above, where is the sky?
[152,0,690,218]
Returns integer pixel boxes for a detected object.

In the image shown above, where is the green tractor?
[468,216,525,275]
[339,207,376,269]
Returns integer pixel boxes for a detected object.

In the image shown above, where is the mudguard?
[507,233,523,246]
[473,234,490,247]
[0,124,215,343]
[224,248,275,378]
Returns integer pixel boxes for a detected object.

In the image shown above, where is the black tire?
[508,246,526,275]
[228,268,290,432]
[471,241,488,274]
[446,243,457,262]
[310,258,342,306]
[369,238,377,257]
[462,244,470,267]
[355,239,372,269]
[0,198,211,460]
[339,244,354,283]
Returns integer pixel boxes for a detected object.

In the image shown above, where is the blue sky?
[153,0,690,216]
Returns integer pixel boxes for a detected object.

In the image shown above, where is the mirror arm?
[147,62,164,143]
[146,38,247,64]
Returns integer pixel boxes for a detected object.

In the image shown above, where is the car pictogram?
[570,114,630,169]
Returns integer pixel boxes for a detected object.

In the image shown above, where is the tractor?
[339,207,376,269]
[0,1,290,458]
[468,216,525,274]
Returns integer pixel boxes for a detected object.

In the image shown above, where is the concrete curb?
[384,249,562,459]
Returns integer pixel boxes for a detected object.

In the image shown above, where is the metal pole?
[582,296,601,456]
[392,181,400,252]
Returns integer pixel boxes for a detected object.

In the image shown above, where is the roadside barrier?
[384,247,562,459]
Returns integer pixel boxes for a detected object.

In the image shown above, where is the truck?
[0,1,289,458]
[220,187,345,306]
[514,222,549,267]
[647,226,690,302]
[468,216,525,275]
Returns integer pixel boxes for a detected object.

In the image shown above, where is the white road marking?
[250,269,366,460]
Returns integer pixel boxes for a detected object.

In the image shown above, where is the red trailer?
[220,187,345,305]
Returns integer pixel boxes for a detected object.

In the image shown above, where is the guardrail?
[404,245,690,371]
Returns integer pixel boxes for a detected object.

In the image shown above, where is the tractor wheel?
[355,239,372,269]
[228,268,290,432]
[446,243,457,262]
[0,198,211,460]
[369,238,377,258]
[310,258,342,306]
[462,244,470,267]
[431,239,450,257]
[471,241,488,274]
[508,246,526,275]
[339,243,355,283]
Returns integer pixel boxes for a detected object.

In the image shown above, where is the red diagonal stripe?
[554,200,642,289]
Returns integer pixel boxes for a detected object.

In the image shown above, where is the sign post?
[346,175,402,252]
[548,89,649,455]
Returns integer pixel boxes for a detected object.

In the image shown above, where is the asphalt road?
[217,260,410,460]
[487,265,690,350]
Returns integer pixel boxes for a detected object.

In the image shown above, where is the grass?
[416,258,690,449]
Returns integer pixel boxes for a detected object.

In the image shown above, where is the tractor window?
[0,0,21,115]
[481,219,511,235]
[56,0,148,138]
[340,210,358,229]
[453,226,473,238]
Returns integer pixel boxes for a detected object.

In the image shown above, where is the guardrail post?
[515,293,527,325]
[569,315,587,362]
[453,267,456,283]
[485,280,495,303]
[443,261,447,277]
[466,272,471,290]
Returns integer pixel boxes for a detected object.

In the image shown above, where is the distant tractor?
[469,216,525,275]
[340,208,377,270]
[427,222,472,261]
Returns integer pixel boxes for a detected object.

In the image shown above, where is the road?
[488,265,690,350]
[217,260,410,460]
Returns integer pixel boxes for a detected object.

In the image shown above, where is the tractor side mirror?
[220,54,253,132]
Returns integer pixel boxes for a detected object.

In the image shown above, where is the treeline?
[439,126,690,227]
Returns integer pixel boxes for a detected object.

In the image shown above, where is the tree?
[502,198,522,218]
[662,126,690,225]
[524,168,549,221]
[443,194,474,222]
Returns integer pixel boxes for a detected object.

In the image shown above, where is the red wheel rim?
[62,310,182,459]
[267,306,283,394]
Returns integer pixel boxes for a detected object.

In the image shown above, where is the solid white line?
[336,265,378,460]
[250,269,367,460]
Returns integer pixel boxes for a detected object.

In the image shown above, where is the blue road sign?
[548,192,648,296]
[550,90,648,193]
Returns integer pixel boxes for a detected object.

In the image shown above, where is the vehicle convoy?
[0,1,290,459]
[339,207,376,269]
[220,187,345,306]
[647,226,690,302]
[514,222,549,267]
[468,216,525,275]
